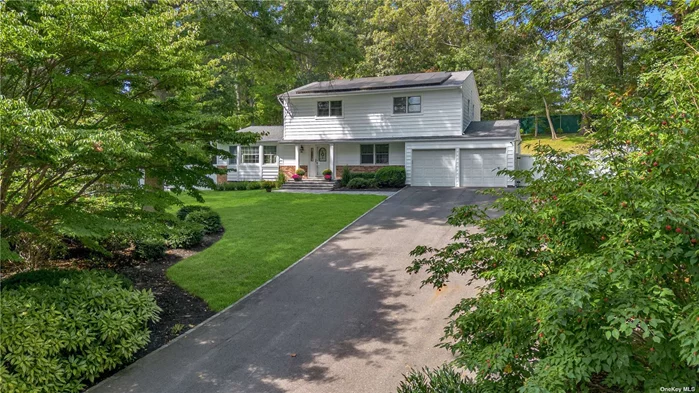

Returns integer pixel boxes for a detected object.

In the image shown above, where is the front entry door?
[316,145,329,177]
[308,145,329,178]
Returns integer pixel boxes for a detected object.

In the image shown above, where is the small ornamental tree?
[406,17,699,392]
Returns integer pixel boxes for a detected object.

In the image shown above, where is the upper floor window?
[317,100,342,117]
[393,96,421,114]
[263,146,277,164]
[241,146,259,163]
[360,144,389,164]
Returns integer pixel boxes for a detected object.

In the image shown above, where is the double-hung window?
[393,96,421,114]
[359,144,389,164]
[229,145,237,164]
[241,146,259,164]
[317,100,342,117]
[263,146,277,164]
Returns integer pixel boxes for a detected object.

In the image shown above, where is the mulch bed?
[109,233,221,358]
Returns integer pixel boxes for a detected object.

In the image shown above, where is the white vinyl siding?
[215,143,280,183]
[334,142,405,167]
[284,88,462,140]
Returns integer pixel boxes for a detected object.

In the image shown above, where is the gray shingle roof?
[237,125,283,142]
[464,120,520,139]
[281,71,472,98]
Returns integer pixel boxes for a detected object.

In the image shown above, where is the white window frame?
[241,145,259,164]
[263,145,277,165]
[359,144,390,165]
[228,145,237,165]
[316,100,343,118]
[393,96,421,115]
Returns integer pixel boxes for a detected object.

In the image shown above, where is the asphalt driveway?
[90,187,497,393]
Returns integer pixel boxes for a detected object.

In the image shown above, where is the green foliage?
[406,18,699,390]
[346,178,374,189]
[295,168,306,176]
[133,237,167,261]
[277,172,287,188]
[166,222,205,250]
[245,181,262,190]
[0,270,160,393]
[262,181,276,191]
[374,167,406,188]
[215,181,264,191]
[397,366,477,393]
[185,210,223,234]
[322,168,333,176]
[176,205,214,221]
[341,166,352,187]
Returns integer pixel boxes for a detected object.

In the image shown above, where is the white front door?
[309,145,329,178]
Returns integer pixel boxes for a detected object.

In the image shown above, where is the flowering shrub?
[322,169,332,176]
[324,174,332,180]
[292,174,301,180]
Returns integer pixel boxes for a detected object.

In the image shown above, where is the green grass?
[167,191,386,311]
[521,134,591,155]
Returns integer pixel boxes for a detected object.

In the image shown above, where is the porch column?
[329,143,335,179]
[294,144,300,171]
[235,145,242,181]
[259,145,264,179]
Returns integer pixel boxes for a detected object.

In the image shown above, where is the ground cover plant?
[167,191,385,311]
[0,270,160,393]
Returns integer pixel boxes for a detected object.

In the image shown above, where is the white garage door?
[412,149,456,187]
[460,149,508,187]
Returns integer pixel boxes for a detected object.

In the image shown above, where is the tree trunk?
[543,97,557,140]
[534,116,538,138]
[496,55,506,119]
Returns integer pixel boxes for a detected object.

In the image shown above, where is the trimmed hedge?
[346,178,374,189]
[185,209,223,234]
[215,181,264,191]
[1,270,160,393]
[133,236,167,261]
[166,221,205,249]
[176,205,214,221]
[375,166,406,188]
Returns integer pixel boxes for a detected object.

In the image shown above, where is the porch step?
[281,179,336,191]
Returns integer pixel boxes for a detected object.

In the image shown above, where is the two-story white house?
[215,71,521,187]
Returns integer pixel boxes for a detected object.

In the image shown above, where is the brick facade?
[216,165,227,184]
[335,165,405,179]
[280,165,309,179]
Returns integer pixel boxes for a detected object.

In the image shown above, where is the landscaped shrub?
[322,168,332,176]
[276,172,286,188]
[295,168,306,176]
[166,222,205,249]
[375,166,406,188]
[398,366,476,393]
[2,269,87,290]
[349,172,376,181]
[185,209,223,234]
[0,270,160,393]
[346,178,374,189]
[262,181,276,191]
[341,165,352,186]
[176,205,214,221]
[133,236,167,261]
[245,181,262,190]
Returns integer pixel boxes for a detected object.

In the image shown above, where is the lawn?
[521,134,591,155]
[167,191,386,311]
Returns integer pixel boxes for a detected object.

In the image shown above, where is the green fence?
[520,115,581,135]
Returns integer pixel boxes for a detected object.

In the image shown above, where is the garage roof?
[237,125,283,142]
[463,120,520,139]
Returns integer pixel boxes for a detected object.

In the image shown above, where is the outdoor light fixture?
[300,146,304,153]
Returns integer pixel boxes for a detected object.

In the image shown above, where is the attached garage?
[405,120,521,188]
[460,148,508,187]
[411,150,456,187]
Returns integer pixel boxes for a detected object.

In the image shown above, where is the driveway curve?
[89,187,496,393]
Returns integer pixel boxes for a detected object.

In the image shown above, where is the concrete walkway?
[90,187,496,393]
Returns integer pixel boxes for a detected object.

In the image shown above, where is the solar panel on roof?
[296,72,452,94]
